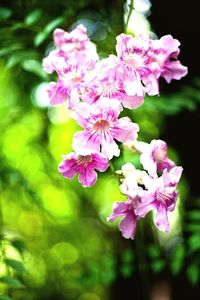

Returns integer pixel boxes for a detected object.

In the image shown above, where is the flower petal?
[122,94,144,109]
[101,139,120,160]
[113,117,139,143]
[119,211,137,239]
[162,61,188,83]
[72,131,100,155]
[58,154,79,179]
[78,167,97,187]
[47,81,67,105]
[91,153,109,172]
[107,201,129,222]
[154,204,170,232]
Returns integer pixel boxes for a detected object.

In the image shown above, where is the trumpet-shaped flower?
[138,139,176,177]
[135,166,183,232]
[58,152,109,187]
[43,24,98,74]
[107,197,139,239]
[117,162,148,198]
[116,33,159,97]
[150,35,188,83]
[72,98,139,159]
[82,55,144,109]
[46,52,89,109]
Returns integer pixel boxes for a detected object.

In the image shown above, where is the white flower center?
[156,190,173,207]
[124,53,145,68]
[101,82,120,98]
[63,73,82,87]
[92,119,110,134]
[77,155,92,166]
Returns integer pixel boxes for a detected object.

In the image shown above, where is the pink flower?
[72,98,139,159]
[118,162,148,198]
[107,197,139,239]
[116,33,159,97]
[43,24,98,74]
[150,35,188,83]
[135,166,183,232]
[138,139,176,178]
[58,152,109,187]
[46,52,88,109]
[82,55,144,109]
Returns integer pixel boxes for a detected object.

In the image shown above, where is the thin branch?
[125,0,134,33]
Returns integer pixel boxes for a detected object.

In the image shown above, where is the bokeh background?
[0,0,200,299]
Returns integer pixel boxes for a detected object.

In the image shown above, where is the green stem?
[125,0,134,33]
[135,222,150,300]
[109,161,116,177]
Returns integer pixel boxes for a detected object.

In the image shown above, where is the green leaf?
[6,51,39,68]
[185,224,200,232]
[4,259,25,273]
[0,295,14,300]
[10,240,25,253]
[186,264,199,285]
[34,31,49,47]
[121,248,134,263]
[188,235,200,253]
[187,210,200,220]
[0,7,12,20]
[34,17,64,47]
[0,45,23,57]
[21,59,48,79]
[44,17,65,34]
[148,244,161,258]
[120,264,133,278]
[151,259,165,273]
[170,244,185,275]
[24,9,42,25]
[0,276,24,287]
[11,23,27,31]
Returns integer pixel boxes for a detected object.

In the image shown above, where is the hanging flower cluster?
[43,24,187,239]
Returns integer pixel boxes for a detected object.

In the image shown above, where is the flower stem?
[125,0,134,33]
[109,161,116,176]
[135,222,150,299]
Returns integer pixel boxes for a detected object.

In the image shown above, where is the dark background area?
[112,1,200,299]
[150,0,200,198]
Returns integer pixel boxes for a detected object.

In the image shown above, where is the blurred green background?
[0,0,200,299]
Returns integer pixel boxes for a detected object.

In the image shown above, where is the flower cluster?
[43,24,187,239]
[108,140,183,238]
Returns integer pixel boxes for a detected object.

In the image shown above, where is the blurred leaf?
[151,259,165,273]
[0,7,12,20]
[185,224,200,232]
[120,264,133,278]
[6,51,39,68]
[188,235,200,253]
[4,259,25,273]
[34,17,64,47]
[0,276,24,287]
[187,210,200,220]
[148,244,161,258]
[170,243,185,275]
[186,264,199,285]
[0,296,13,300]
[10,240,25,253]
[21,59,47,79]
[44,17,65,33]
[24,9,42,25]
[34,32,49,47]
[121,248,134,263]
[11,23,27,31]
[0,45,23,57]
